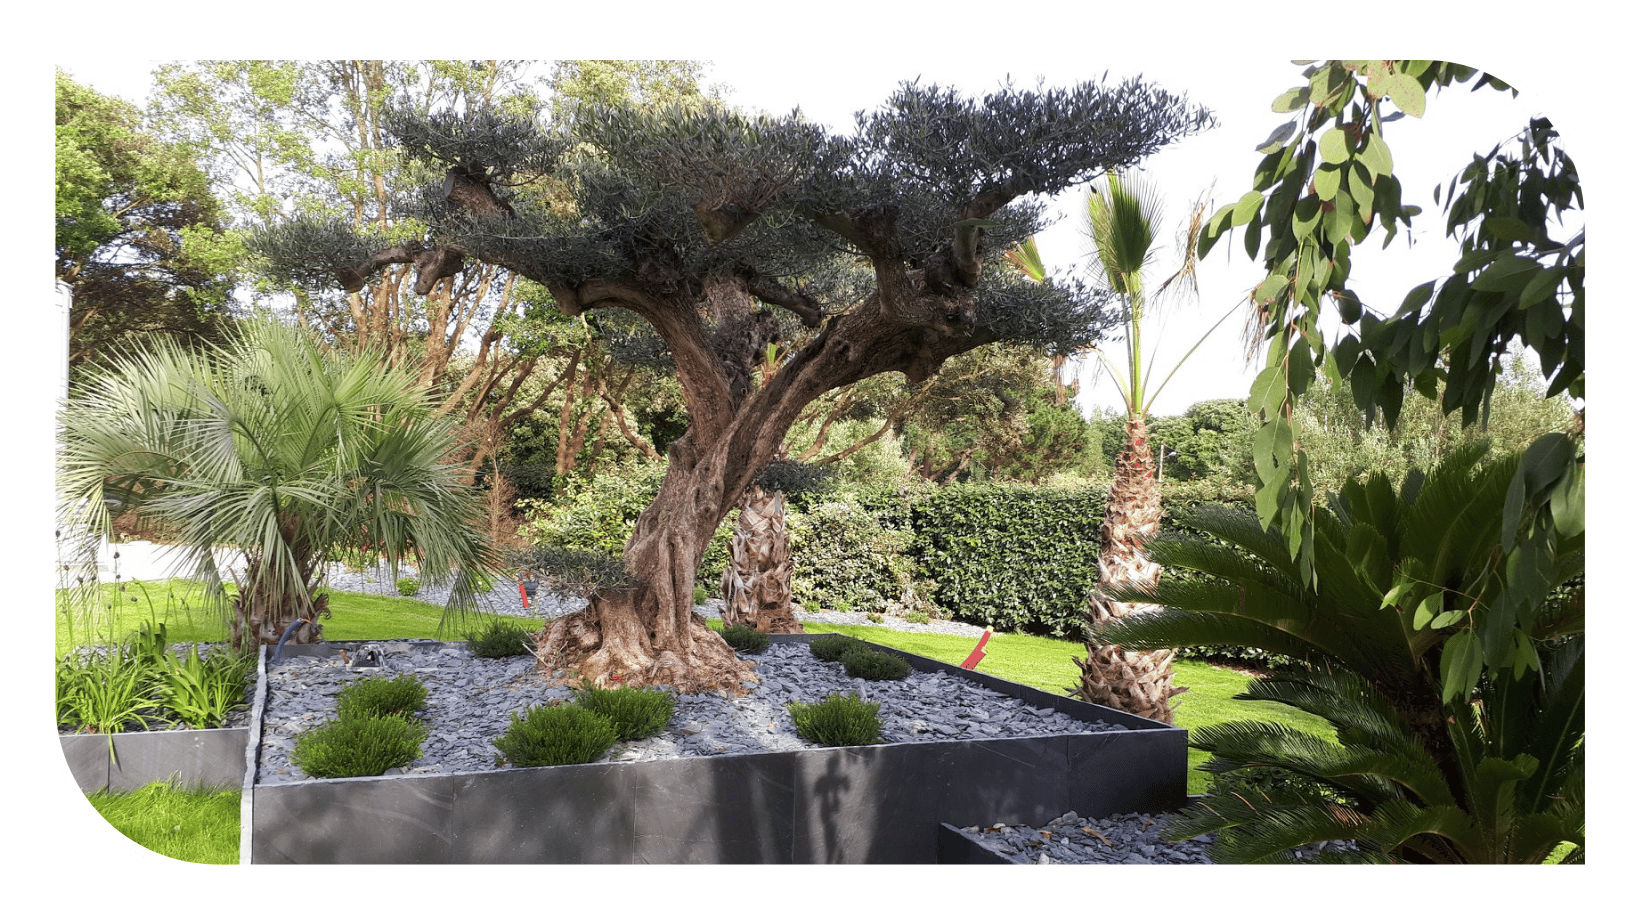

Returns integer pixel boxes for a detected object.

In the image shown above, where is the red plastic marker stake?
[518,582,531,609]
[959,627,992,670]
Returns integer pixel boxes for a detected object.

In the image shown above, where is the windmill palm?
[58,318,499,649]
[1069,171,1204,723]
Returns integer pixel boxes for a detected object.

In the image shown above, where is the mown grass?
[84,782,240,865]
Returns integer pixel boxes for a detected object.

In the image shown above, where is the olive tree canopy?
[256,74,1212,691]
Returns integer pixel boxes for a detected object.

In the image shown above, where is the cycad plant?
[58,318,499,649]
[1093,443,1584,862]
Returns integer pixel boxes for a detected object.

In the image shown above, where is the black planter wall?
[249,636,1188,864]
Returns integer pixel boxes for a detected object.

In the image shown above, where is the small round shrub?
[493,704,619,767]
[787,692,882,747]
[841,647,912,681]
[572,686,676,740]
[808,635,868,663]
[466,618,537,659]
[693,585,708,606]
[291,714,425,778]
[335,673,428,722]
[396,577,421,596]
[718,625,771,654]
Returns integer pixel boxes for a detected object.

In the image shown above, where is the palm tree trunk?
[720,485,802,634]
[1073,414,1188,723]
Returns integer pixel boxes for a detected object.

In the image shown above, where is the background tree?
[148,60,716,495]
[259,78,1210,691]
[57,319,498,649]
[56,70,236,375]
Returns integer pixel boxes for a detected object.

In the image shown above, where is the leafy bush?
[718,625,771,654]
[466,618,537,659]
[808,635,868,663]
[572,686,676,740]
[841,647,912,681]
[396,577,421,596]
[291,714,425,778]
[909,484,1105,637]
[788,494,920,613]
[787,692,883,746]
[517,461,733,580]
[57,649,160,733]
[335,673,428,722]
[153,646,254,729]
[492,704,619,767]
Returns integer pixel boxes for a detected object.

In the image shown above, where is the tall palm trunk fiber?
[1073,414,1188,723]
[721,485,802,634]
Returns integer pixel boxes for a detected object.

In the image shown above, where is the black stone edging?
[248,634,1189,864]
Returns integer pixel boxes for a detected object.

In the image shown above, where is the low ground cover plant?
[396,577,421,596]
[807,635,868,663]
[717,624,770,654]
[492,703,619,767]
[334,673,429,721]
[465,617,537,658]
[787,691,882,746]
[572,685,676,740]
[840,647,911,681]
[291,714,426,778]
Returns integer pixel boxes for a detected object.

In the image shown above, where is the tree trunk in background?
[1072,415,1188,723]
[720,485,801,634]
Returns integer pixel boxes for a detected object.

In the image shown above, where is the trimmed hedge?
[909,484,1105,638]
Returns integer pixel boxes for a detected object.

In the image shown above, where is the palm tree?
[58,318,499,649]
[1092,444,1584,863]
[1069,171,1205,723]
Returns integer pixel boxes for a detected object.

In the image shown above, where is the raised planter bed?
[248,635,1188,864]
[60,726,251,794]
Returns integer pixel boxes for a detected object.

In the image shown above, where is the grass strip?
[84,782,240,864]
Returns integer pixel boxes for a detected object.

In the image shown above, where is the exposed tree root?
[533,597,759,695]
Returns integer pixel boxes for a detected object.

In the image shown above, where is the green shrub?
[718,625,771,654]
[57,648,161,733]
[517,461,734,580]
[693,585,708,606]
[396,577,421,596]
[841,647,912,681]
[291,714,425,778]
[153,646,254,729]
[335,673,428,722]
[808,635,868,663]
[465,618,537,659]
[572,686,676,740]
[492,704,619,767]
[788,495,918,613]
[787,692,883,746]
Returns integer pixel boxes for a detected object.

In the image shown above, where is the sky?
[51,50,1561,420]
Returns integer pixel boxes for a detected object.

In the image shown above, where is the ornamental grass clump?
[808,635,868,663]
[492,704,619,767]
[335,673,428,722]
[787,691,883,747]
[465,618,537,659]
[291,714,426,779]
[572,685,676,740]
[718,624,771,654]
[841,647,912,681]
[154,646,254,729]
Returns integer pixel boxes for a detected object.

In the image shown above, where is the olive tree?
[257,77,1211,692]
